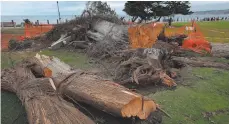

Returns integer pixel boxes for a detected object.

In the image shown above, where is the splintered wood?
[32,53,158,119]
[128,23,164,48]
[121,95,156,119]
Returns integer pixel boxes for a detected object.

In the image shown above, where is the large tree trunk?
[30,54,158,120]
[168,17,172,26]
[132,16,138,22]
[1,62,95,124]
[172,56,229,70]
[156,16,162,22]
[91,20,128,42]
[138,18,144,24]
[211,43,229,59]
[61,73,157,119]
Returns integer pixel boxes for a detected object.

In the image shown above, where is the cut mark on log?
[121,97,156,119]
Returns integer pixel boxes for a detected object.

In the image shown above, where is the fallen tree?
[48,15,128,52]
[1,61,95,124]
[112,41,178,87]
[211,43,229,59]
[27,54,159,120]
[172,56,229,70]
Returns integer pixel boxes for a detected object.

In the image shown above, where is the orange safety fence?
[164,21,211,53]
[1,34,23,50]
[128,20,211,54]
[1,24,53,50]
[24,24,53,38]
[181,21,211,53]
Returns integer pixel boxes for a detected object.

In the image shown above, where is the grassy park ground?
[1,21,229,124]
[172,21,229,43]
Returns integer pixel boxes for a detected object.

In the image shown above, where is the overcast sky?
[1,1,229,16]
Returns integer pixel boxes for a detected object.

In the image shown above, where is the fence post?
[11,20,15,28]
[47,20,49,24]
[37,20,39,26]
[21,22,24,28]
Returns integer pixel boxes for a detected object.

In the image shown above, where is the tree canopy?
[85,1,117,17]
[123,1,193,23]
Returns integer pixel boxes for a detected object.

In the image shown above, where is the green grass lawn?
[149,68,229,124]
[172,21,229,43]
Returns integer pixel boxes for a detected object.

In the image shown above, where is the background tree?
[165,1,193,26]
[123,1,158,23]
[123,1,192,24]
[85,1,117,17]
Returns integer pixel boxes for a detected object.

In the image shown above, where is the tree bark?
[211,43,229,59]
[138,18,144,24]
[1,62,95,124]
[168,17,172,26]
[132,16,138,22]
[30,54,158,120]
[156,16,162,22]
[61,73,157,119]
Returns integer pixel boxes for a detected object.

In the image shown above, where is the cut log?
[172,56,229,70]
[1,62,95,124]
[30,54,158,120]
[62,74,157,119]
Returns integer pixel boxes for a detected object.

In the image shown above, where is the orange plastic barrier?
[24,24,53,38]
[181,21,211,54]
[1,34,22,50]
[128,21,211,54]
[1,24,53,50]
